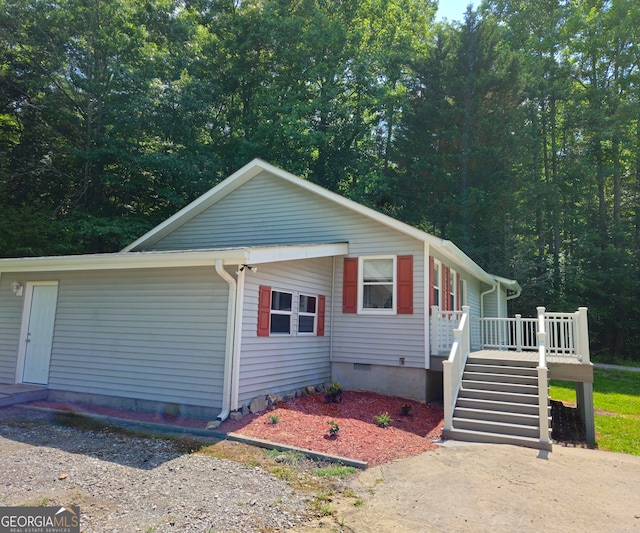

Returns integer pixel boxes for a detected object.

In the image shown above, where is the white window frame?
[298,293,317,335]
[270,289,293,335]
[433,259,442,309]
[357,255,397,315]
[450,269,457,311]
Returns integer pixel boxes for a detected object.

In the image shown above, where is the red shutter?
[429,256,434,313]
[317,295,326,336]
[397,255,413,314]
[257,285,271,336]
[456,273,461,310]
[343,258,358,313]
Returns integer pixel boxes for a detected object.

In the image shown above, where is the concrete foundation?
[332,362,440,402]
[46,390,219,421]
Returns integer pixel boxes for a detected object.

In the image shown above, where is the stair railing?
[536,306,551,446]
[442,305,471,432]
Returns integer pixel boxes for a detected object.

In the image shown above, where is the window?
[359,256,396,313]
[298,294,317,334]
[258,286,325,337]
[270,290,292,334]
[449,269,457,311]
[343,256,413,315]
[433,260,441,309]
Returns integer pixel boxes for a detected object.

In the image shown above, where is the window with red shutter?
[257,285,271,336]
[397,255,413,314]
[317,295,326,336]
[343,257,358,313]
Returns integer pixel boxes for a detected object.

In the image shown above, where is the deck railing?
[431,306,590,363]
[442,306,471,432]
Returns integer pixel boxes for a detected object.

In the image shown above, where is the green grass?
[315,465,358,479]
[550,368,640,455]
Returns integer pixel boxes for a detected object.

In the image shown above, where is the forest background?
[1,0,638,360]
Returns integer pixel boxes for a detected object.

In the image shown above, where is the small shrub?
[373,412,393,428]
[401,402,413,416]
[327,420,340,437]
[268,413,280,424]
[324,382,343,403]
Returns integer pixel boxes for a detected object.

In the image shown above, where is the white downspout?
[215,260,236,422]
[480,282,497,319]
[230,266,246,411]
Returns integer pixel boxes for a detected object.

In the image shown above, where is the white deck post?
[536,306,550,446]
[515,314,522,352]
[577,307,590,364]
[442,357,453,431]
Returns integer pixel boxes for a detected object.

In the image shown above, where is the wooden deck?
[469,349,593,382]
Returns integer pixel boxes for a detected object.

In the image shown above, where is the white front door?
[20,283,58,384]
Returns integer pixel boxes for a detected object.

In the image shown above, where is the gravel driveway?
[0,407,316,532]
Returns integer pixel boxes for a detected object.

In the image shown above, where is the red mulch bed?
[25,392,444,466]
[220,391,444,466]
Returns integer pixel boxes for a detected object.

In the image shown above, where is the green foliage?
[373,412,392,428]
[315,465,357,479]
[327,420,340,437]
[325,383,343,404]
[268,413,280,425]
[550,369,640,455]
[2,0,640,360]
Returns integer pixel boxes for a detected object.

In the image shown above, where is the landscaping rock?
[206,420,221,430]
[229,411,243,421]
[305,386,316,396]
[241,405,250,416]
[249,396,267,414]
[266,393,282,406]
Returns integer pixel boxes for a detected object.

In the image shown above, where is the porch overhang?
[0,243,349,273]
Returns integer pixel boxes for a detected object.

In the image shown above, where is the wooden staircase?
[443,354,552,451]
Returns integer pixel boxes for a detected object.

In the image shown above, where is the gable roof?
[122,159,519,291]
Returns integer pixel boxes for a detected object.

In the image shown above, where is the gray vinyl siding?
[150,172,428,369]
[483,287,500,318]
[465,277,482,318]
[1,267,229,410]
[0,278,24,383]
[239,258,333,404]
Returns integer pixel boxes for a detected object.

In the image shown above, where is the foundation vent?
[353,363,372,372]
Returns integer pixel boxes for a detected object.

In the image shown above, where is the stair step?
[462,379,539,395]
[462,371,538,385]
[452,417,543,439]
[456,397,543,415]
[454,407,548,427]
[467,357,537,369]
[465,363,539,377]
[458,388,540,405]
[0,389,48,407]
[443,428,552,451]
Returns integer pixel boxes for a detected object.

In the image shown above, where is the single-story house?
[0,159,593,448]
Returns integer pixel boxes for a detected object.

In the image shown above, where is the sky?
[436,0,476,22]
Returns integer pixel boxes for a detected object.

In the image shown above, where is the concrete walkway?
[309,443,640,533]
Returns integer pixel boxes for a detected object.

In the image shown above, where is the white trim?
[449,268,457,311]
[432,259,442,309]
[270,289,294,335]
[424,242,430,369]
[297,293,318,335]
[0,243,349,273]
[15,281,59,385]
[119,158,514,289]
[357,255,397,315]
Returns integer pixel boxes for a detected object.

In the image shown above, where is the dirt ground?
[302,442,640,533]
